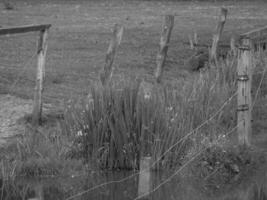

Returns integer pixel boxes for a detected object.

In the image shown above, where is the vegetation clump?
[0,120,85,180]
[192,145,266,193]
[63,60,237,170]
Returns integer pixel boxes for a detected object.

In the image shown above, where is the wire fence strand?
[133,120,242,200]
[65,91,237,200]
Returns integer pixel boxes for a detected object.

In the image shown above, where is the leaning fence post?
[210,8,228,66]
[100,24,123,86]
[32,28,49,126]
[237,37,252,146]
[154,15,174,83]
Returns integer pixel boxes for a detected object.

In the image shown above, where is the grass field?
[0,0,267,106]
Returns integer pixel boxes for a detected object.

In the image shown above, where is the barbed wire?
[65,90,237,200]
[133,120,242,200]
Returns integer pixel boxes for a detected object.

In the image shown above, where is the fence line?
[133,121,242,200]
[65,91,237,200]
[0,24,51,126]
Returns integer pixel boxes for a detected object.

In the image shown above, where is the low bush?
[192,145,266,193]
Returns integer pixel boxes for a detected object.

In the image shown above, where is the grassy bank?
[0,56,238,178]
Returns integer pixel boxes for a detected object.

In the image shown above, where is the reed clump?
[63,58,237,170]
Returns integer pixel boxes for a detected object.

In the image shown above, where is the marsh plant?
[63,56,237,170]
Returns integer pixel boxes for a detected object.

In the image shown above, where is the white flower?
[77,130,83,136]
[167,106,173,111]
[144,92,151,99]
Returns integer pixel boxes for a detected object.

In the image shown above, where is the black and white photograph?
[0,0,267,199]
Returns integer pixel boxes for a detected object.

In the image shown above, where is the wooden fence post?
[237,37,252,146]
[194,31,198,47]
[230,37,237,57]
[210,8,228,66]
[188,34,194,50]
[138,156,152,199]
[32,28,49,126]
[154,15,174,83]
[100,24,123,86]
[188,32,198,50]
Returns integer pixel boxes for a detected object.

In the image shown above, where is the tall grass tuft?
[63,55,237,171]
[63,81,143,170]
[0,119,84,179]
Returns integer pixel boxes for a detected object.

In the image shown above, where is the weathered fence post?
[154,15,174,83]
[100,24,123,86]
[188,32,198,50]
[32,28,49,126]
[138,156,152,199]
[210,8,228,66]
[194,31,198,47]
[188,34,194,50]
[237,37,252,146]
[230,37,237,57]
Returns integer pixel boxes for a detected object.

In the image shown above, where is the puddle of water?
[0,167,266,200]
